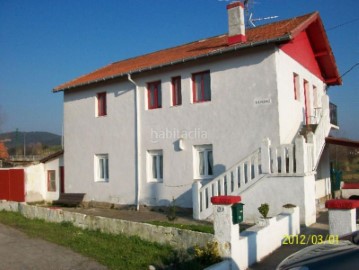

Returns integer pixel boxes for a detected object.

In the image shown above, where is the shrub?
[166,198,177,221]
[193,241,221,266]
[258,203,269,218]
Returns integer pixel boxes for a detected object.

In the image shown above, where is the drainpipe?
[127,73,141,211]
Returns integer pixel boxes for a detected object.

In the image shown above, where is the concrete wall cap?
[211,195,241,205]
[325,199,359,209]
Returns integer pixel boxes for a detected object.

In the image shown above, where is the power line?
[327,17,359,31]
[340,62,359,79]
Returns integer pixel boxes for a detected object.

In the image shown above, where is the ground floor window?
[147,150,163,182]
[95,154,109,182]
[194,145,213,178]
[47,170,56,192]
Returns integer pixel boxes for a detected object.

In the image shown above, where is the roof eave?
[53,34,292,93]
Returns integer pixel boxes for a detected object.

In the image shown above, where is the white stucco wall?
[275,49,326,144]
[24,155,64,202]
[25,164,45,202]
[240,174,316,226]
[64,80,137,204]
[315,147,331,200]
[43,156,64,201]
[63,46,284,207]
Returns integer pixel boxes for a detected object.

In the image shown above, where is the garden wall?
[0,201,213,251]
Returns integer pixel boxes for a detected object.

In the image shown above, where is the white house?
[25,150,64,202]
[54,2,341,225]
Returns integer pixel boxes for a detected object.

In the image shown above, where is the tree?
[0,142,9,160]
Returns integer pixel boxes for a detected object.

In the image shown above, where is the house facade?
[54,2,341,225]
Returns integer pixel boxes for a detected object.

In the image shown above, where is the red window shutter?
[97,92,107,116]
[172,76,181,106]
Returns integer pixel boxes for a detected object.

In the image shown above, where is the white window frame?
[194,145,213,179]
[95,154,109,182]
[147,150,163,182]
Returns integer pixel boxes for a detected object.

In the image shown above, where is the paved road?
[0,223,107,270]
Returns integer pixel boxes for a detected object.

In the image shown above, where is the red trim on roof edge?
[227,2,244,9]
[228,34,247,45]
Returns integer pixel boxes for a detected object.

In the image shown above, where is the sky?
[0,0,358,139]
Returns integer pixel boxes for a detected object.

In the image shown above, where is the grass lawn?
[0,211,213,270]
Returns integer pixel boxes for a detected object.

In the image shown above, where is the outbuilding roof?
[54,12,341,92]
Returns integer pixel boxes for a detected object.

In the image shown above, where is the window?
[147,81,162,109]
[303,80,311,124]
[97,92,107,116]
[293,73,299,101]
[95,154,109,182]
[192,71,211,103]
[171,76,182,106]
[147,150,163,182]
[194,145,213,178]
[47,170,56,192]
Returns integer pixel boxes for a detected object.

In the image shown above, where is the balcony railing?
[329,102,338,126]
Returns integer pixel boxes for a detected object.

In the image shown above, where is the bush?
[258,203,269,218]
[193,241,221,266]
[166,198,177,221]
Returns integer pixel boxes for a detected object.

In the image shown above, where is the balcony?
[329,102,338,126]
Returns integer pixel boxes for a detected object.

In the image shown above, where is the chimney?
[227,1,247,45]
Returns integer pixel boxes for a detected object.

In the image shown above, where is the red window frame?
[147,81,162,109]
[171,76,182,106]
[97,92,107,116]
[192,71,211,103]
[293,73,299,100]
[47,170,56,192]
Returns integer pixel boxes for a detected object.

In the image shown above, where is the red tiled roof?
[54,12,341,92]
[326,137,359,148]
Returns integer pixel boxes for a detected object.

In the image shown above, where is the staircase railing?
[193,149,263,220]
[307,95,331,170]
[193,94,333,220]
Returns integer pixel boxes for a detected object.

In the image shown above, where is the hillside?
[0,131,61,153]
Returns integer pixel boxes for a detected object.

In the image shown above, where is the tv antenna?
[218,0,279,27]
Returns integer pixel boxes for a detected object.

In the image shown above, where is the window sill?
[192,100,211,104]
[147,179,163,183]
[95,179,109,183]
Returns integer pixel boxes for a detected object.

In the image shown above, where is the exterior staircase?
[193,95,332,220]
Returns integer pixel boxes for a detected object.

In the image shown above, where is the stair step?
[53,193,86,207]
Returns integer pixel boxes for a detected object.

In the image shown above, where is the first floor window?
[47,170,56,192]
[172,76,182,106]
[96,92,107,116]
[195,145,213,178]
[147,81,162,109]
[148,150,163,182]
[95,154,109,182]
[192,71,211,103]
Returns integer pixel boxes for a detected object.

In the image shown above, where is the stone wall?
[0,201,213,251]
